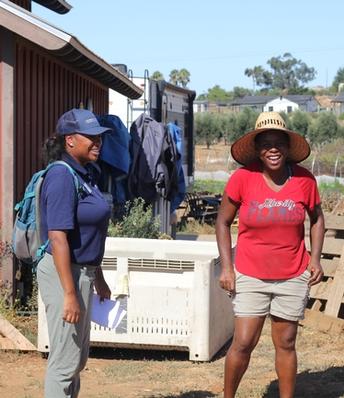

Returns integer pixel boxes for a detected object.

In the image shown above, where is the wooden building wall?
[9,0,31,11]
[0,25,110,289]
[15,39,108,201]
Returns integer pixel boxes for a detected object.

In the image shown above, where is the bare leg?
[271,316,298,398]
[224,316,266,398]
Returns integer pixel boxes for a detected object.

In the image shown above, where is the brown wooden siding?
[15,39,108,201]
[9,0,31,11]
[0,59,3,221]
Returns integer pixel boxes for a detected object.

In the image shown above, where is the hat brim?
[75,126,112,136]
[231,127,311,166]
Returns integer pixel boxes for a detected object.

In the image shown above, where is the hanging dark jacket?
[97,114,131,204]
[128,114,178,204]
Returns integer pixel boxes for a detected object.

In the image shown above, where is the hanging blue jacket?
[97,114,130,203]
[167,123,186,212]
[98,115,130,174]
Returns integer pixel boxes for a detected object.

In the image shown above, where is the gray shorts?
[232,269,310,321]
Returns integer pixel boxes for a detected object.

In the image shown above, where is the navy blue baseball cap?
[56,108,111,136]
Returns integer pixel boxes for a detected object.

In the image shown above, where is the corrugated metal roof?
[332,94,344,103]
[32,0,71,14]
[230,95,276,106]
[0,0,143,99]
[285,95,313,104]
[230,94,318,107]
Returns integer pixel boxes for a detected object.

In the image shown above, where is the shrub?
[0,281,16,321]
[108,198,161,239]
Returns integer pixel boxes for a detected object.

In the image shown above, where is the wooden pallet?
[301,213,344,332]
[0,315,36,351]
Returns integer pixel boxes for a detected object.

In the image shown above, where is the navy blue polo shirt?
[40,153,111,266]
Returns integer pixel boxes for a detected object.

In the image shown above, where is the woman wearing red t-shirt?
[216,111,324,398]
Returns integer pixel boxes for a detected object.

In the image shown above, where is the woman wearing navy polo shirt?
[37,108,112,398]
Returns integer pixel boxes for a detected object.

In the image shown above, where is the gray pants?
[37,253,96,398]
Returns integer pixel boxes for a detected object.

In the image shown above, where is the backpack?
[12,161,83,266]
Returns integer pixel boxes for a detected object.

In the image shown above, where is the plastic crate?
[38,237,234,361]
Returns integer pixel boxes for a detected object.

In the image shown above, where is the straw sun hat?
[231,111,311,166]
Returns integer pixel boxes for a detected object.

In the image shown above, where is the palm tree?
[151,71,164,81]
[169,69,179,86]
[245,66,264,91]
[178,68,190,88]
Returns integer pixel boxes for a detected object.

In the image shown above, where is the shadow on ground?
[148,391,217,398]
[89,347,190,362]
[263,366,344,398]
[176,233,199,241]
[211,338,232,361]
[89,338,232,363]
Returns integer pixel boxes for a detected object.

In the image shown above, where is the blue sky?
[33,0,344,96]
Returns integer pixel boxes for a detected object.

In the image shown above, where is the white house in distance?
[264,96,299,113]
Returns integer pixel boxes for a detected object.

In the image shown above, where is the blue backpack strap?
[45,161,83,194]
[35,160,88,264]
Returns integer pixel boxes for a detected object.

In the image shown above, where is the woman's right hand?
[219,268,236,296]
[63,292,81,324]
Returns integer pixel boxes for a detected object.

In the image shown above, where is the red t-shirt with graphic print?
[225,162,320,280]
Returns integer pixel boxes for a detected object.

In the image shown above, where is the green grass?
[318,180,344,194]
[190,180,225,195]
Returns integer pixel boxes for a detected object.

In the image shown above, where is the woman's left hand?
[95,267,111,301]
[307,262,324,286]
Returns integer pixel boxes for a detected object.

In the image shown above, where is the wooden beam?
[306,237,343,257]
[309,280,333,301]
[311,300,322,311]
[324,245,344,317]
[301,309,344,334]
[0,315,36,351]
[305,214,344,232]
[324,213,344,231]
[321,258,339,277]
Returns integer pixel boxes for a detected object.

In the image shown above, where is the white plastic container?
[38,237,234,361]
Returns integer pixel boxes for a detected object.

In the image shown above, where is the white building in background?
[109,74,148,130]
[264,97,299,113]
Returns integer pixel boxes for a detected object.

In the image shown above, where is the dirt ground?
[195,144,233,172]
[1,319,344,398]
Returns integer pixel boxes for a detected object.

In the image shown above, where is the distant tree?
[223,113,237,144]
[290,111,310,137]
[196,92,208,100]
[232,86,252,98]
[268,53,316,91]
[195,113,219,148]
[308,112,338,145]
[169,69,179,86]
[178,68,190,88]
[245,66,272,90]
[168,69,191,87]
[235,108,258,139]
[151,71,164,81]
[332,67,344,92]
[213,114,229,141]
[245,53,316,93]
[279,111,293,131]
[207,85,232,102]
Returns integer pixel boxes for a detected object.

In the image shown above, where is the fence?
[196,146,344,182]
